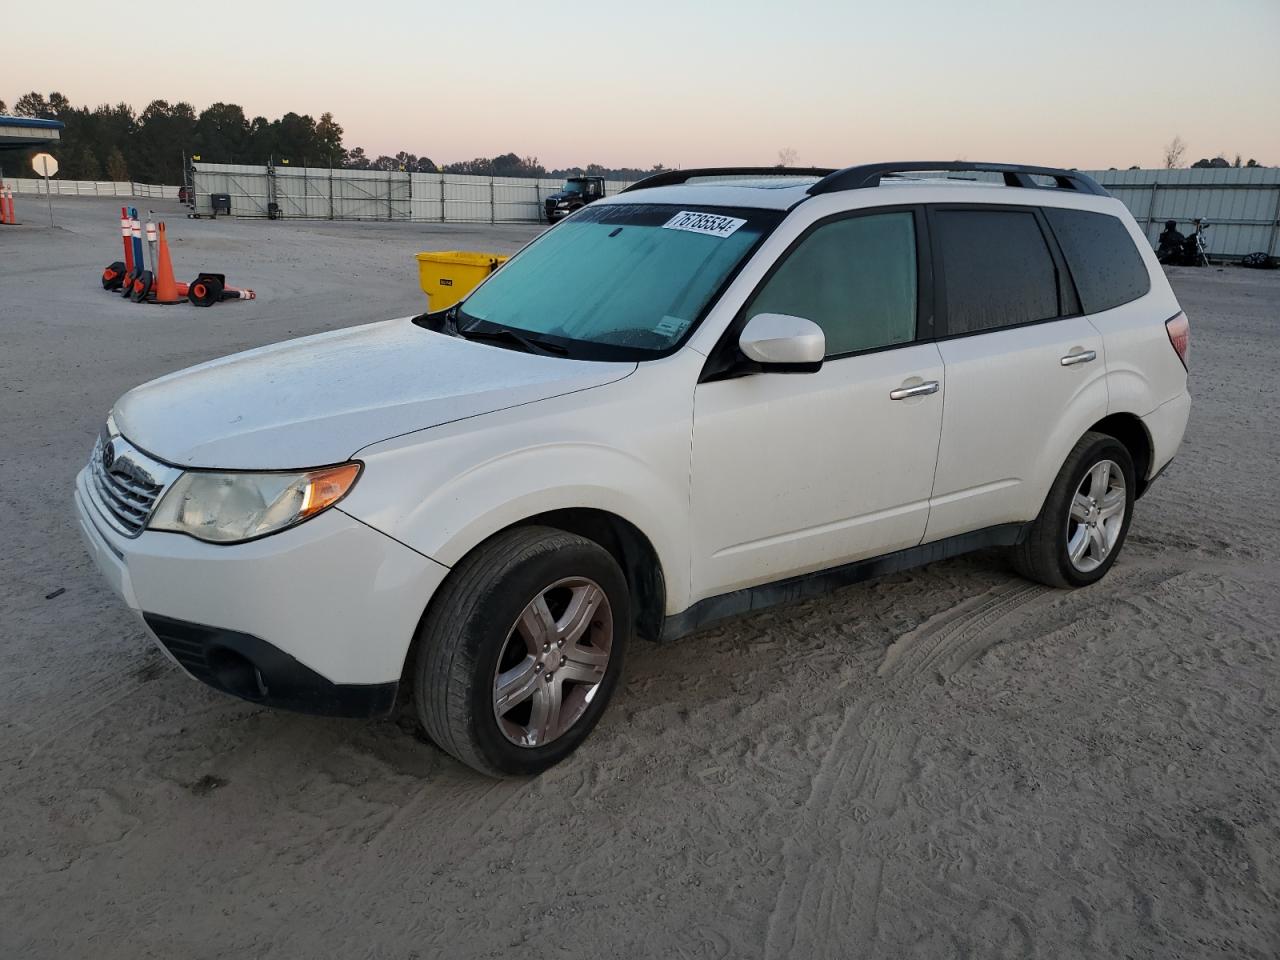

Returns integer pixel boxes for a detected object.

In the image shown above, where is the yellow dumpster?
[415,251,509,312]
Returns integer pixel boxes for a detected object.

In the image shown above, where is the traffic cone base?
[102,261,126,290]
[130,271,154,303]
[188,275,222,307]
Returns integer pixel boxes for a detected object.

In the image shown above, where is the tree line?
[1161,135,1267,170]
[2,91,667,184]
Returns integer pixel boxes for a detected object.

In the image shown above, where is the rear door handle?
[1060,350,1097,366]
[889,380,940,400]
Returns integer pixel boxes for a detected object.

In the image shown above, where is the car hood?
[114,317,634,469]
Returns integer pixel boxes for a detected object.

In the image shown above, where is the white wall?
[1,178,178,199]
[191,162,634,223]
[27,163,1273,258]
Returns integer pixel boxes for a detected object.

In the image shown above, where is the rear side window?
[934,209,1060,335]
[746,211,918,357]
[1044,208,1151,313]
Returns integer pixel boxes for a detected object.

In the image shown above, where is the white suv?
[76,162,1191,777]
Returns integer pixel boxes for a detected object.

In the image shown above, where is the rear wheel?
[413,526,629,777]
[1010,431,1135,588]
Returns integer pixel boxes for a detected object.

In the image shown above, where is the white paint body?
[76,177,1190,689]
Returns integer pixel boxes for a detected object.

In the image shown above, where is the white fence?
[41,162,1272,258]
[191,162,633,223]
[1,178,179,199]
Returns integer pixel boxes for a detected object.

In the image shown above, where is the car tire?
[412,525,629,777]
[1009,431,1136,589]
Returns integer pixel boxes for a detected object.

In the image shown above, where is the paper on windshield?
[662,210,747,239]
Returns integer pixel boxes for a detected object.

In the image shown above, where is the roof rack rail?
[621,166,836,193]
[808,162,1109,197]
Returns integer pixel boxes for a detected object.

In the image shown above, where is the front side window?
[460,203,780,359]
[1044,208,1151,314]
[745,211,918,358]
[934,209,1061,334]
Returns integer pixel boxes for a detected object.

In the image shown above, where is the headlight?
[149,462,362,543]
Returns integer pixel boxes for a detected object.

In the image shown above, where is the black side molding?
[661,523,1030,642]
[143,614,398,719]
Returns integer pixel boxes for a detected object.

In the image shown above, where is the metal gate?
[274,167,333,219]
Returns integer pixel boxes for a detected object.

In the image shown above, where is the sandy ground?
[1,197,1277,959]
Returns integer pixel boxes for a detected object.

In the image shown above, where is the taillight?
[1165,312,1190,370]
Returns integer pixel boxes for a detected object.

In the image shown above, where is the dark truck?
[543,176,605,223]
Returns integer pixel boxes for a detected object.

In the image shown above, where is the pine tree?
[106,147,129,182]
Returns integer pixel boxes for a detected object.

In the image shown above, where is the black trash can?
[210,193,232,217]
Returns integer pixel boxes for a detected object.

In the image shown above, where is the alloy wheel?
[492,577,614,747]
[1066,459,1127,573]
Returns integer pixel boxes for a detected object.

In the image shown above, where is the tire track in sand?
[763,582,1046,959]
[878,582,1047,683]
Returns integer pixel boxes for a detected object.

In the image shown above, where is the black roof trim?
[808,161,1109,197]
[621,167,837,193]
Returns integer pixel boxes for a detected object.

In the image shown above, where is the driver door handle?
[889,380,940,400]
[1060,350,1097,366]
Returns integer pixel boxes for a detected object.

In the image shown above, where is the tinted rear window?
[1044,208,1151,313]
[934,210,1061,335]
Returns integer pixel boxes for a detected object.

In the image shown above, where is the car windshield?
[561,181,586,194]
[457,202,781,360]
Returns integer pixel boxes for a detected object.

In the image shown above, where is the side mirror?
[738,313,825,373]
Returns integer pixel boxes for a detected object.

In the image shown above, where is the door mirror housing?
[738,313,825,373]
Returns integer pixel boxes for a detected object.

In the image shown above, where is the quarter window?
[1044,208,1151,313]
[934,209,1061,334]
[746,212,918,358]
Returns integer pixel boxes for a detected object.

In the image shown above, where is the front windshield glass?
[561,181,586,194]
[458,202,781,359]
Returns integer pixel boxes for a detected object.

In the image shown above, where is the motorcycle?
[1158,221,1211,267]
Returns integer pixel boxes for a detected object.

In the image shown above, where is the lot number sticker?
[662,210,746,239]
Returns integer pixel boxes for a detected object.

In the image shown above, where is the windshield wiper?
[457,323,569,357]
[411,304,463,335]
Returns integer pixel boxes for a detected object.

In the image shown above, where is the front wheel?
[413,526,629,777]
[1010,431,1135,588]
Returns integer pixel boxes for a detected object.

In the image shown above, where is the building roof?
[0,115,64,152]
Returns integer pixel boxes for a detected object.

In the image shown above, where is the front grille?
[85,429,179,538]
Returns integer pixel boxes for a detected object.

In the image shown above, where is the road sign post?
[32,152,59,226]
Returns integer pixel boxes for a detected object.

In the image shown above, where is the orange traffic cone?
[152,222,184,304]
[7,187,17,225]
[0,184,8,224]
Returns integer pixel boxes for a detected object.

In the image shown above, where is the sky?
[4,0,1278,170]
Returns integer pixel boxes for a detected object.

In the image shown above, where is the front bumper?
[75,467,449,716]
[142,614,397,717]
